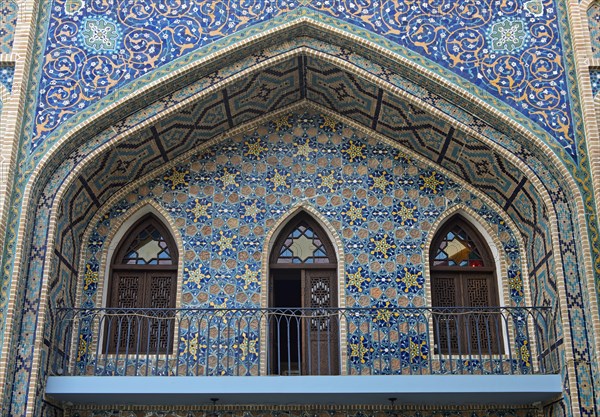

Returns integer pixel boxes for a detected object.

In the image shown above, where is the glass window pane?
[433,224,484,267]
[121,224,173,265]
[276,221,330,264]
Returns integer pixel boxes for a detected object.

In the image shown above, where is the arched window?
[269,212,339,375]
[105,214,178,353]
[429,215,502,354]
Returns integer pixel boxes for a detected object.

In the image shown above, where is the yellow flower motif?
[218,168,239,188]
[317,170,342,192]
[369,171,393,193]
[242,201,265,222]
[236,265,260,289]
[370,234,396,258]
[375,308,393,323]
[210,298,230,322]
[212,231,236,255]
[350,336,372,363]
[234,332,258,360]
[394,150,412,163]
[76,334,88,361]
[268,169,290,190]
[347,267,370,292]
[184,265,209,286]
[509,272,523,295]
[244,138,268,158]
[392,202,417,225]
[420,172,444,194]
[186,199,211,222]
[83,264,98,291]
[294,138,315,160]
[320,115,339,131]
[164,169,188,190]
[342,140,366,162]
[374,301,399,324]
[181,334,207,360]
[396,267,422,292]
[273,114,292,131]
[342,202,366,225]
[520,340,531,367]
[407,339,428,361]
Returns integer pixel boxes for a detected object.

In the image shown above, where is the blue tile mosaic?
[0,0,18,54]
[3,25,598,417]
[28,0,577,160]
[8,42,592,412]
[73,113,526,375]
[0,64,14,93]
[590,69,600,98]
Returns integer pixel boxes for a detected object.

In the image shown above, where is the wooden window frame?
[429,216,503,355]
[104,214,178,354]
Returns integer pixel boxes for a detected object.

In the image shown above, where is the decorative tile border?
[0,0,18,54]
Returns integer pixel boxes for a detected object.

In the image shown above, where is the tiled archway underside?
[6,51,596,417]
[52,55,555,304]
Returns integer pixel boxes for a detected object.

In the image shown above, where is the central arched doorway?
[269,212,339,375]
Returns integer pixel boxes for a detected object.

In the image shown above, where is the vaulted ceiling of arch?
[30,1,577,162]
[51,54,554,307]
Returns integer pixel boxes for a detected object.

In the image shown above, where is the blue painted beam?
[46,375,562,406]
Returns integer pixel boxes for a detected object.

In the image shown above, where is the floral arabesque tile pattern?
[31,0,576,160]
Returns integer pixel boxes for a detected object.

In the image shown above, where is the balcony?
[46,307,562,406]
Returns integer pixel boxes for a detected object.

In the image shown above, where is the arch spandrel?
[26,41,580,217]
[25,4,578,162]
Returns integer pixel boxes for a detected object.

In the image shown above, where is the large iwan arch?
[0,24,598,417]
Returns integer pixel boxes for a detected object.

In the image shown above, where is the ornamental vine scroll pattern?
[33,0,575,160]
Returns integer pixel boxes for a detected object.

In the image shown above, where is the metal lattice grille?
[310,276,332,331]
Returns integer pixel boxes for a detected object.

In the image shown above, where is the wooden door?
[303,270,339,375]
[106,270,177,354]
[462,272,502,354]
[431,271,501,355]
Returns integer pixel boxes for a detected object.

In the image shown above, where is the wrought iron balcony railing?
[50,307,559,377]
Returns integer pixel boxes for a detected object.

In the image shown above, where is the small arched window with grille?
[429,215,502,355]
[105,214,178,353]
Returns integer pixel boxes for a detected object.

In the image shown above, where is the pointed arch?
[260,203,346,309]
[423,204,531,310]
[76,200,184,311]
[261,206,344,376]
[428,213,503,355]
[269,212,337,266]
[103,213,178,354]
